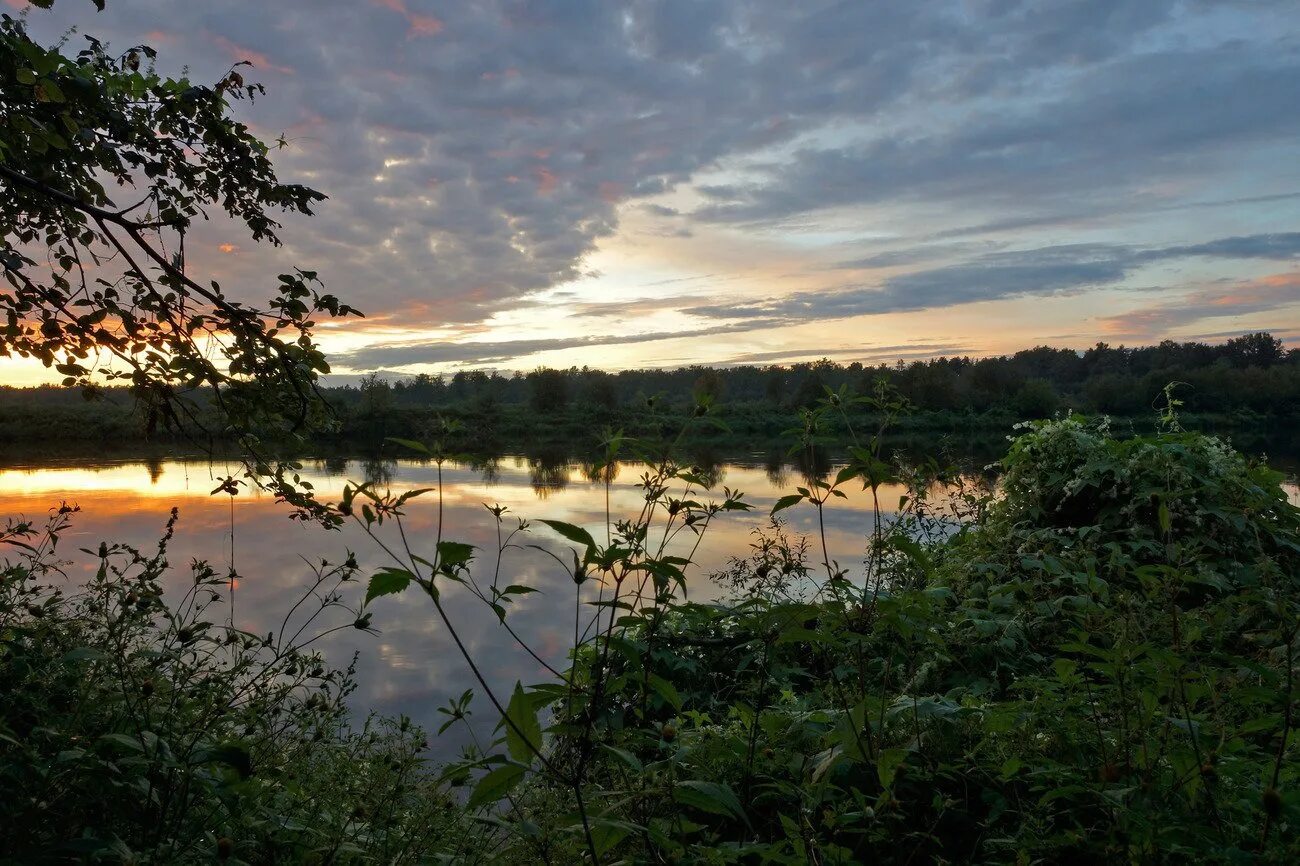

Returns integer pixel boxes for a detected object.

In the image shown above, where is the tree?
[1,2,359,519]
[358,372,392,416]
[1012,377,1059,419]
[1221,332,1284,368]
[692,367,723,404]
[526,366,569,414]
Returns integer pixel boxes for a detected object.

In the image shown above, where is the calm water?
[2,453,1296,757]
[0,453,907,756]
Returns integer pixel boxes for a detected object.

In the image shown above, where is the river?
[2,450,1296,757]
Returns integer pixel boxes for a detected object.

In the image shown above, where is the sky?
[8,0,1300,382]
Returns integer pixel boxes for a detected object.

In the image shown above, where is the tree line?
[341,331,1296,418]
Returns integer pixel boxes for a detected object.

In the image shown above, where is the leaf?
[646,672,682,711]
[674,781,748,824]
[877,747,908,790]
[501,584,540,596]
[385,437,430,455]
[98,733,145,754]
[590,819,637,855]
[467,763,525,809]
[537,519,596,551]
[504,682,543,764]
[365,567,414,605]
[62,646,107,662]
[192,741,253,778]
[771,494,804,516]
[437,540,475,569]
[600,743,643,772]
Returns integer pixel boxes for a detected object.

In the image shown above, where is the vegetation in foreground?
[3,397,1298,863]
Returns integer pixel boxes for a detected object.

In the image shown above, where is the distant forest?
[1,332,1296,447]
[336,331,1296,417]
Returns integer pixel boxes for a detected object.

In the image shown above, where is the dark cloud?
[693,44,1300,227]
[19,0,1299,334]
[1159,233,1300,261]
[696,233,1300,323]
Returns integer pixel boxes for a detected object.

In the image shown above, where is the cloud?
[1159,233,1300,261]
[1099,273,1300,338]
[694,233,1300,324]
[334,320,786,369]
[832,242,1005,270]
[692,44,1300,227]
[714,342,973,367]
[16,0,1300,344]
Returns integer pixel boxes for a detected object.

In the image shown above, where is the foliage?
[1,3,361,522]
[0,506,468,864]
[334,392,1300,862]
[328,333,1299,420]
[4,387,1298,862]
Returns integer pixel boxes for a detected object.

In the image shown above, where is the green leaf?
[504,682,543,764]
[537,519,596,551]
[590,819,637,855]
[771,494,804,516]
[386,437,430,455]
[646,672,682,710]
[877,747,908,790]
[62,646,107,662]
[467,763,525,810]
[365,567,414,605]
[199,741,253,779]
[600,743,643,772]
[98,733,145,754]
[437,540,475,569]
[673,780,747,824]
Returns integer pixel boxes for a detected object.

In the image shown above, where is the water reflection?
[764,449,788,488]
[1,453,1296,760]
[528,452,570,498]
[360,456,397,488]
[1,454,896,756]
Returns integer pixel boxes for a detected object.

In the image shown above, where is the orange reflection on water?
[0,455,899,755]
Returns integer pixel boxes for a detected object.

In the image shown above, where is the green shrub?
[0,507,469,864]
[353,410,1299,863]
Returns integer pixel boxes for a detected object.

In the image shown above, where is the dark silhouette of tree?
[1222,332,1285,368]
[527,367,569,414]
[1,2,360,521]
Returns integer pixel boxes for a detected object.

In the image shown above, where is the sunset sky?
[9,0,1300,382]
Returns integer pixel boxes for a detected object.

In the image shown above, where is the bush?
[431,413,1299,862]
[5,409,1297,863]
[0,507,469,864]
